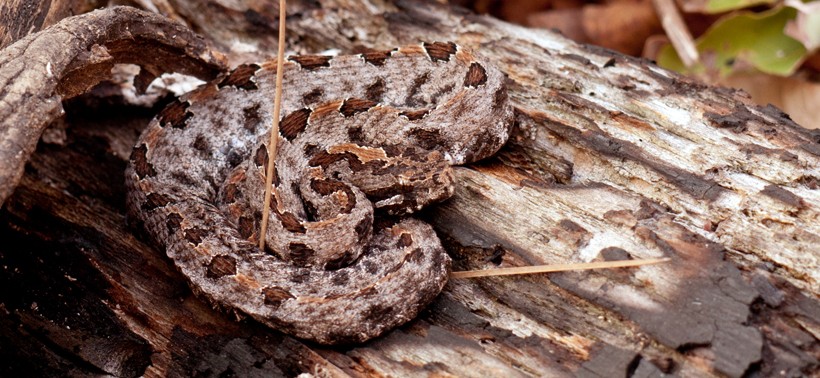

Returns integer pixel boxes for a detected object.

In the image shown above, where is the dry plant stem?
[259,0,287,250]
[450,258,671,279]
[651,0,699,68]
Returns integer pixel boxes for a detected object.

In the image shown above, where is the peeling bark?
[0,1,817,377]
[0,0,103,49]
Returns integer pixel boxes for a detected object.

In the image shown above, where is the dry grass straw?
[259,0,287,250]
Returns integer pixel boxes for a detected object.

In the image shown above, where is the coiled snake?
[125,42,513,344]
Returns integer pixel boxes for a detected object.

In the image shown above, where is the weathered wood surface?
[0,0,98,50]
[0,1,818,377]
[0,6,225,206]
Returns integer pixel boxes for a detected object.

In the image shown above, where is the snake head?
[358,149,456,216]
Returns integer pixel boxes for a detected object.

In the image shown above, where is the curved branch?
[0,6,225,205]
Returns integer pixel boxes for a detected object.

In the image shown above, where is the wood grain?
[0,1,817,377]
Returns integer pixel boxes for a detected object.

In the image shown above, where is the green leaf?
[706,0,777,14]
[657,6,808,77]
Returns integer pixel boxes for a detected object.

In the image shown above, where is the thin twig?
[651,0,699,68]
[259,0,287,250]
[450,258,670,279]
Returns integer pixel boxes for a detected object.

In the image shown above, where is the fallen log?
[0,1,816,377]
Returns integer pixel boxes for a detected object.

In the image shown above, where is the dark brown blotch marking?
[326,250,357,271]
[193,134,210,153]
[308,149,386,173]
[330,269,350,285]
[206,255,237,279]
[464,62,488,87]
[363,260,379,274]
[340,98,377,118]
[361,50,392,66]
[433,83,456,102]
[423,41,457,62]
[277,211,307,233]
[310,179,348,195]
[288,55,332,70]
[238,216,255,239]
[366,157,391,170]
[308,150,365,170]
[219,63,261,90]
[310,179,357,213]
[465,131,503,163]
[308,150,344,168]
[271,166,280,186]
[364,302,393,324]
[158,100,192,129]
[289,270,310,283]
[290,183,317,222]
[243,104,262,132]
[354,214,372,243]
[409,128,444,150]
[493,86,508,109]
[302,88,324,105]
[404,146,428,162]
[280,108,312,140]
[303,143,321,157]
[254,145,268,169]
[365,79,385,102]
[397,233,413,248]
[370,160,411,177]
[242,9,275,33]
[131,144,156,179]
[348,126,364,143]
[141,192,172,211]
[288,243,316,266]
[381,145,402,157]
[262,286,295,308]
[223,182,240,203]
[364,184,402,203]
[184,228,208,245]
[226,150,243,168]
[400,109,430,121]
[166,212,183,234]
[407,248,425,264]
[303,197,320,221]
[406,73,430,107]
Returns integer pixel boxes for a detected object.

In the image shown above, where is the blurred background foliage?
[454,0,820,129]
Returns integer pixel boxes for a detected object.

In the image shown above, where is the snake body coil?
[126,42,513,344]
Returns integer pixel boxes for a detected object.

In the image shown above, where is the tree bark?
[0,1,817,377]
[0,6,225,205]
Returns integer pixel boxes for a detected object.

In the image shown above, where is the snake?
[125,42,513,344]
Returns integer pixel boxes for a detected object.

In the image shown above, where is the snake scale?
[125,42,513,344]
